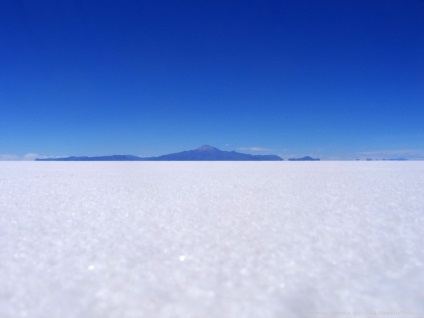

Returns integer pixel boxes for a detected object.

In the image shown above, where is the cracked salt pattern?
[1,162,423,318]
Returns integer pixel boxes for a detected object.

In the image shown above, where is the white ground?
[1,162,423,318]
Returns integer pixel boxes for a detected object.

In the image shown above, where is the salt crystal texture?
[1,162,423,318]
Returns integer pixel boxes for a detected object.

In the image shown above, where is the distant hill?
[37,155,142,161]
[288,156,320,161]
[36,145,283,161]
[364,158,408,161]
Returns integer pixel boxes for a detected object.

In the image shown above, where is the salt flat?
[1,162,423,318]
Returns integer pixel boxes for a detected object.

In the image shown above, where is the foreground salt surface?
[1,162,424,318]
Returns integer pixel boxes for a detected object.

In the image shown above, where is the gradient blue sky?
[1,0,423,160]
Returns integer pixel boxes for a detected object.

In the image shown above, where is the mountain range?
[36,145,284,161]
[288,156,320,161]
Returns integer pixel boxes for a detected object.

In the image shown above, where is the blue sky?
[1,0,423,160]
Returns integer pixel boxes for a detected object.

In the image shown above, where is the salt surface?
[1,162,423,318]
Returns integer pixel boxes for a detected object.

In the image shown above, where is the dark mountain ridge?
[288,156,320,161]
[36,145,283,161]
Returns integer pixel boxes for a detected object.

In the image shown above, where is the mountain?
[144,145,283,161]
[37,155,142,161]
[288,156,320,161]
[36,145,283,161]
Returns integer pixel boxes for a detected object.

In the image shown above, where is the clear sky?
[1,0,423,160]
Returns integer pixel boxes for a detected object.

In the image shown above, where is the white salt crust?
[1,162,423,318]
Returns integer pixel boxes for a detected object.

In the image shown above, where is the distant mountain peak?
[288,156,320,161]
[197,145,219,151]
[36,145,283,161]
